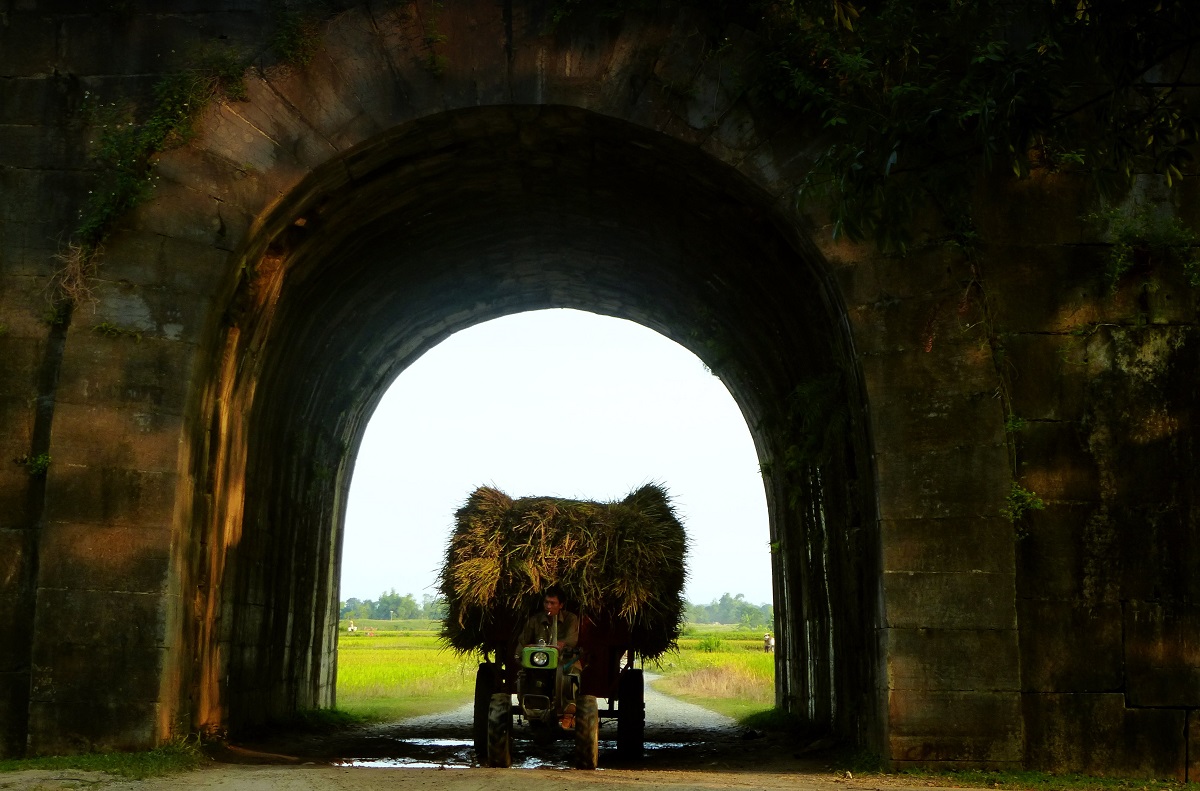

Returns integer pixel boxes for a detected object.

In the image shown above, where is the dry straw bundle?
[439,483,688,660]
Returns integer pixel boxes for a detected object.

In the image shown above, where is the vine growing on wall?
[555,0,1200,258]
[940,224,1050,523]
[57,3,348,310]
[57,52,248,309]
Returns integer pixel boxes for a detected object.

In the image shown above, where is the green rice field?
[336,626,476,721]
[650,630,775,721]
[334,620,775,724]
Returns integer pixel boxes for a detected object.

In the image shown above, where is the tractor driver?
[517,585,582,728]
[518,585,579,655]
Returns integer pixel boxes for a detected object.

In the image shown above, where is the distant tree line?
[340,590,771,628]
[340,591,447,621]
[686,593,773,629]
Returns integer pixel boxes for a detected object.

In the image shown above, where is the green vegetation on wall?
[761,0,1199,251]
[271,14,322,66]
[556,0,1199,260]
[422,1,449,76]
[1002,482,1046,524]
[15,453,52,478]
[59,53,248,308]
[92,321,143,341]
[59,3,345,308]
[1086,203,1200,292]
[67,1,1199,303]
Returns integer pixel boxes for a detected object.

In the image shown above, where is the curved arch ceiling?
[205,105,875,739]
[247,106,839,454]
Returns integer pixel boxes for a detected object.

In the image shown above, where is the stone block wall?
[981,176,1200,780]
[0,0,268,755]
[0,0,1195,778]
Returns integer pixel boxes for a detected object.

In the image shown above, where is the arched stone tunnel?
[0,0,1197,779]
[195,103,879,743]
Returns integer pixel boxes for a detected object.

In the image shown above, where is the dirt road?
[0,681,938,791]
[4,760,934,791]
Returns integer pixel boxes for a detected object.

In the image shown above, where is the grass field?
[650,628,775,721]
[334,620,775,724]
[341,618,442,633]
[0,741,204,778]
[336,628,476,721]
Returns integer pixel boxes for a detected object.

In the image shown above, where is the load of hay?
[438,483,688,660]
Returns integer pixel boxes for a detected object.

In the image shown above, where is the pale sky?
[339,309,773,608]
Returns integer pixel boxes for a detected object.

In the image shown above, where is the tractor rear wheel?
[486,692,512,768]
[573,695,599,769]
[616,668,645,759]
[473,663,495,760]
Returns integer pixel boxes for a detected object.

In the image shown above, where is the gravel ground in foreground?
[0,676,938,791]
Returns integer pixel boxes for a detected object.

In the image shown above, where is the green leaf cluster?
[78,53,247,254]
[1002,482,1045,522]
[1085,204,1200,291]
[92,321,144,341]
[42,303,69,326]
[760,0,1200,250]
[14,453,51,478]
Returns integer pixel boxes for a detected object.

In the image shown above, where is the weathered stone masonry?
[0,1,1196,777]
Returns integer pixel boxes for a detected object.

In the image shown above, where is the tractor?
[472,610,645,770]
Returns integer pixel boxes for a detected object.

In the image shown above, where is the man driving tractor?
[516,585,582,728]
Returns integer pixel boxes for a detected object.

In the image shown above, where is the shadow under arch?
[190,104,882,751]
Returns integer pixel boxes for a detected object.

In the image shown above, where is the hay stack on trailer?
[438,483,688,660]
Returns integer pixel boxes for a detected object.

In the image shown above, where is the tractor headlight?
[521,645,557,669]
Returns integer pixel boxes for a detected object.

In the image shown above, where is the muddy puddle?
[331,735,709,770]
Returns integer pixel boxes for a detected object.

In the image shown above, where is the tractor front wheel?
[573,695,599,769]
[486,692,512,768]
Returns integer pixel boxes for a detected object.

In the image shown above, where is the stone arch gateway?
[193,101,877,742]
[3,0,1198,779]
